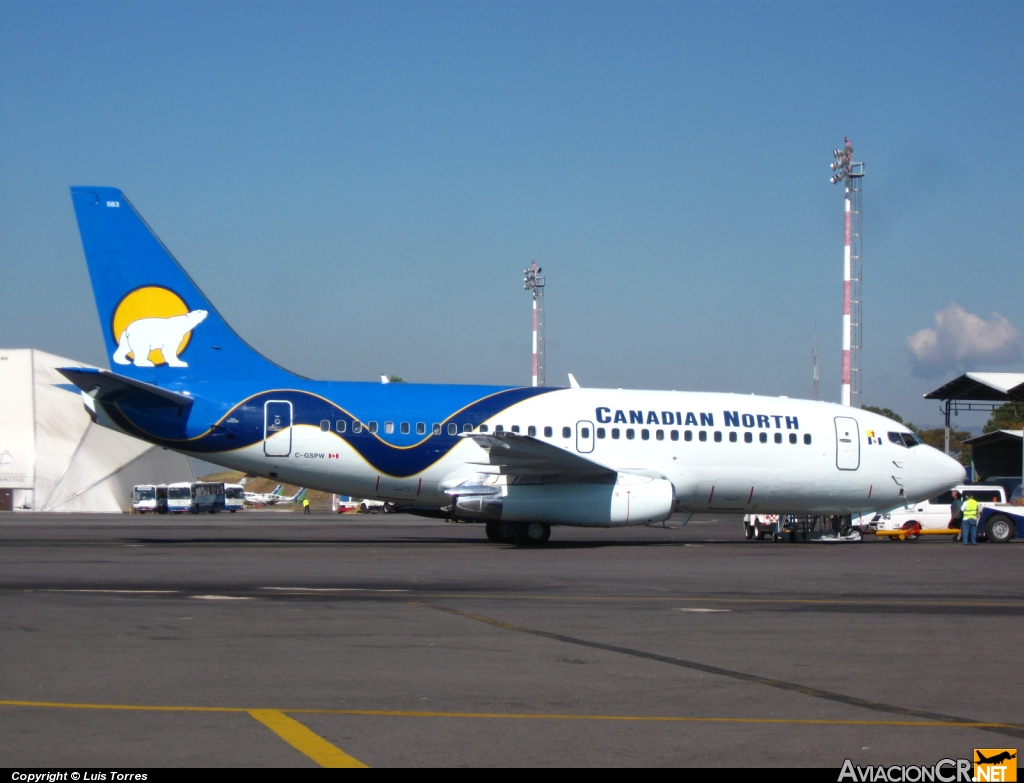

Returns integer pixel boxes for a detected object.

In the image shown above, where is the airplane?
[976,751,1016,765]
[244,485,306,506]
[58,187,966,545]
[244,484,283,505]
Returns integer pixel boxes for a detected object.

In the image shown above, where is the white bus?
[167,482,193,513]
[224,483,245,513]
[131,484,167,514]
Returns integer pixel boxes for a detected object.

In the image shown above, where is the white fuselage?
[136,389,964,523]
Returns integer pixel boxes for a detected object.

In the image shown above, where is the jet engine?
[448,473,674,527]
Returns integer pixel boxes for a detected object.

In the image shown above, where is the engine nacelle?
[451,474,674,527]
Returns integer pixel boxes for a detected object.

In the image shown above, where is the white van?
[167,482,193,513]
[871,484,1007,533]
[224,483,245,513]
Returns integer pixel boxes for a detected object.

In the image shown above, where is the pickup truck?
[871,484,1018,542]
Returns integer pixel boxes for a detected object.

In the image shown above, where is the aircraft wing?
[460,431,616,480]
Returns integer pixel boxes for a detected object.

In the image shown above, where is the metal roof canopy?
[923,374,1024,490]
[924,372,1024,402]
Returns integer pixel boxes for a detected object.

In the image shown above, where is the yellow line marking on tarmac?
[248,709,367,768]
[0,699,1021,730]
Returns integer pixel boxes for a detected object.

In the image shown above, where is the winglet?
[568,373,581,388]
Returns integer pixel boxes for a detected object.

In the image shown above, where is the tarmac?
[1,511,1022,767]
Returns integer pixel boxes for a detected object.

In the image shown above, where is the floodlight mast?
[523,261,546,387]
[831,138,865,407]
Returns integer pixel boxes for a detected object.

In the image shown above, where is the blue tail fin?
[70,187,297,384]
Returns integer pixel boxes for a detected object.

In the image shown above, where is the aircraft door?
[264,401,293,457]
[834,416,860,470]
[576,420,595,454]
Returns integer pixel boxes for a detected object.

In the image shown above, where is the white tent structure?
[0,349,195,512]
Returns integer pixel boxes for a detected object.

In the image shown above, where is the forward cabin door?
[264,401,293,457]
[834,416,860,470]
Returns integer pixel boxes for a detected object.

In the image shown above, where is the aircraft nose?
[926,447,966,492]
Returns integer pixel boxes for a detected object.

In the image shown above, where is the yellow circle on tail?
[111,286,192,366]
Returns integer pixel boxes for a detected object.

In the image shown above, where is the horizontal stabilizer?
[57,367,195,408]
[460,431,616,479]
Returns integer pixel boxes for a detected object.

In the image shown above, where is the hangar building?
[0,349,194,512]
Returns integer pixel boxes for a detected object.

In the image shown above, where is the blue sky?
[2,0,1022,428]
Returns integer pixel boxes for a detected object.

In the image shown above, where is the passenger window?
[774,432,782,444]
[699,431,707,442]
[320,420,330,432]
[562,427,571,438]
[612,428,620,439]
[804,433,812,445]
[671,430,679,441]
[416,422,425,435]
[495,425,504,433]
[759,432,767,443]
[626,429,635,440]
[641,429,650,440]
[714,431,722,443]
[684,430,693,441]
[336,420,347,434]
[528,426,536,436]
[464,423,473,433]
[368,421,378,434]
[447,423,458,435]
[789,433,797,444]
[352,421,363,434]
[744,431,752,443]
[729,431,737,443]
[581,427,590,439]
[401,422,410,434]
[384,421,395,434]
[511,425,520,433]
[432,423,441,435]
[656,430,664,441]
[479,425,489,433]
[544,426,553,437]
[596,428,606,439]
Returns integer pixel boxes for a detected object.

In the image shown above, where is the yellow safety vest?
[962,497,980,520]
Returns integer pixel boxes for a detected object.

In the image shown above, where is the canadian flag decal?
[328,453,339,459]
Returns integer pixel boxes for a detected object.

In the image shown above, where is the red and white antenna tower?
[523,261,546,387]
[831,139,865,407]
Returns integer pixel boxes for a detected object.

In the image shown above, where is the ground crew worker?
[302,496,310,515]
[961,494,980,545]
[950,490,963,541]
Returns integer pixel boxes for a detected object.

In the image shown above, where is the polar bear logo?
[113,310,208,368]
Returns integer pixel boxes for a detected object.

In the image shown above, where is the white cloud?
[906,302,1022,377]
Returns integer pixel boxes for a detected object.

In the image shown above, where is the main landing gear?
[485,521,551,545]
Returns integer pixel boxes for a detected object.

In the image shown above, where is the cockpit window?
[901,432,922,448]
[888,431,922,448]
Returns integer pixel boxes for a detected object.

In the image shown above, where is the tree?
[388,375,407,383]
[983,402,1023,434]
[913,427,973,467]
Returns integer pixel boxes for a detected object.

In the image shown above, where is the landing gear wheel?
[485,520,516,543]
[514,522,551,545]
